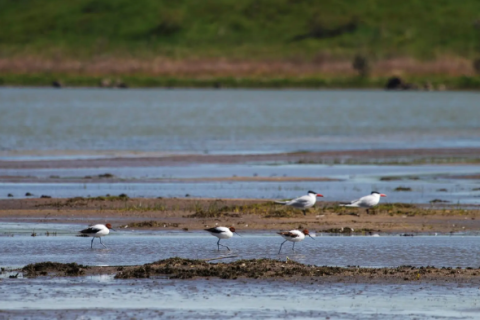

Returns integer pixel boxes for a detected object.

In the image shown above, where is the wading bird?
[205,226,240,251]
[339,191,386,214]
[79,223,114,249]
[277,229,314,254]
[275,191,323,215]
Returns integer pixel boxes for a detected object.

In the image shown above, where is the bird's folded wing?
[205,227,223,233]
[290,197,310,205]
[277,231,298,238]
[346,197,361,205]
[80,227,101,234]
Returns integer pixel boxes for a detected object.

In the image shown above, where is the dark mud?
[15,258,480,284]
[22,262,87,277]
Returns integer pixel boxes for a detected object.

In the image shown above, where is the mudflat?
[1,147,480,169]
[1,197,479,234]
[10,257,480,285]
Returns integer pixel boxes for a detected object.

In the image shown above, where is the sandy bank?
[1,197,479,234]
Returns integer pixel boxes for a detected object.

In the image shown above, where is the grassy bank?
[1,73,480,89]
[2,1,480,84]
[1,0,480,60]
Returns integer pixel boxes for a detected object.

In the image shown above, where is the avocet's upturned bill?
[205,226,239,251]
[79,223,115,249]
[277,229,314,254]
[339,191,386,214]
[275,191,323,215]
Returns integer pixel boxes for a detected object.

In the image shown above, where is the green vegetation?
[1,73,480,89]
[1,0,480,59]
[2,1,480,87]
[188,201,310,218]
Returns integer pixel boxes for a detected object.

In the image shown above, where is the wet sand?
[1,197,480,234]
[2,147,480,169]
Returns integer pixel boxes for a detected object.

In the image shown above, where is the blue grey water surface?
[2,88,480,320]
[1,163,479,203]
[1,276,479,319]
[1,88,480,155]
[1,223,480,268]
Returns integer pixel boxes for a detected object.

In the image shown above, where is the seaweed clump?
[115,257,346,280]
[22,262,87,277]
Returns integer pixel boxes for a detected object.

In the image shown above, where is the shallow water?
[3,88,480,319]
[1,88,480,156]
[2,224,480,319]
[1,163,480,203]
[1,224,480,268]
[1,276,479,319]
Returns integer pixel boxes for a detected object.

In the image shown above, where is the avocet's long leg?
[217,239,230,251]
[278,240,288,254]
[99,237,107,248]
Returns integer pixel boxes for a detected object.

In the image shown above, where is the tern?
[275,191,323,215]
[79,223,115,249]
[205,226,240,251]
[277,229,314,254]
[339,191,386,214]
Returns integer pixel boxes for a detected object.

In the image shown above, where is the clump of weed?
[98,173,115,178]
[120,202,166,212]
[89,194,129,201]
[430,199,450,203]
[115,257,348,280]
[376,203,416,210]
[380,176,402,181]
[394,186,412,191]
[23,262,87,277]
[124,221,179,228]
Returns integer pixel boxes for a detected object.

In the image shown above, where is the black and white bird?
[277,229,314,254]
[275,190,323,215]
[79,223,114,248]
[339,191,386,214]
[204,226,239,251]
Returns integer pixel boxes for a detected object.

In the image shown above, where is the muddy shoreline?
[1,197,480,234]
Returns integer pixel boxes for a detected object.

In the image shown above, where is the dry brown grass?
[0,55,475,77]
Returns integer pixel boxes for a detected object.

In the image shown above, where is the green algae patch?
[188,201,310,218]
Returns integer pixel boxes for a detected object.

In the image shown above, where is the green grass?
[1,0,480,60]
